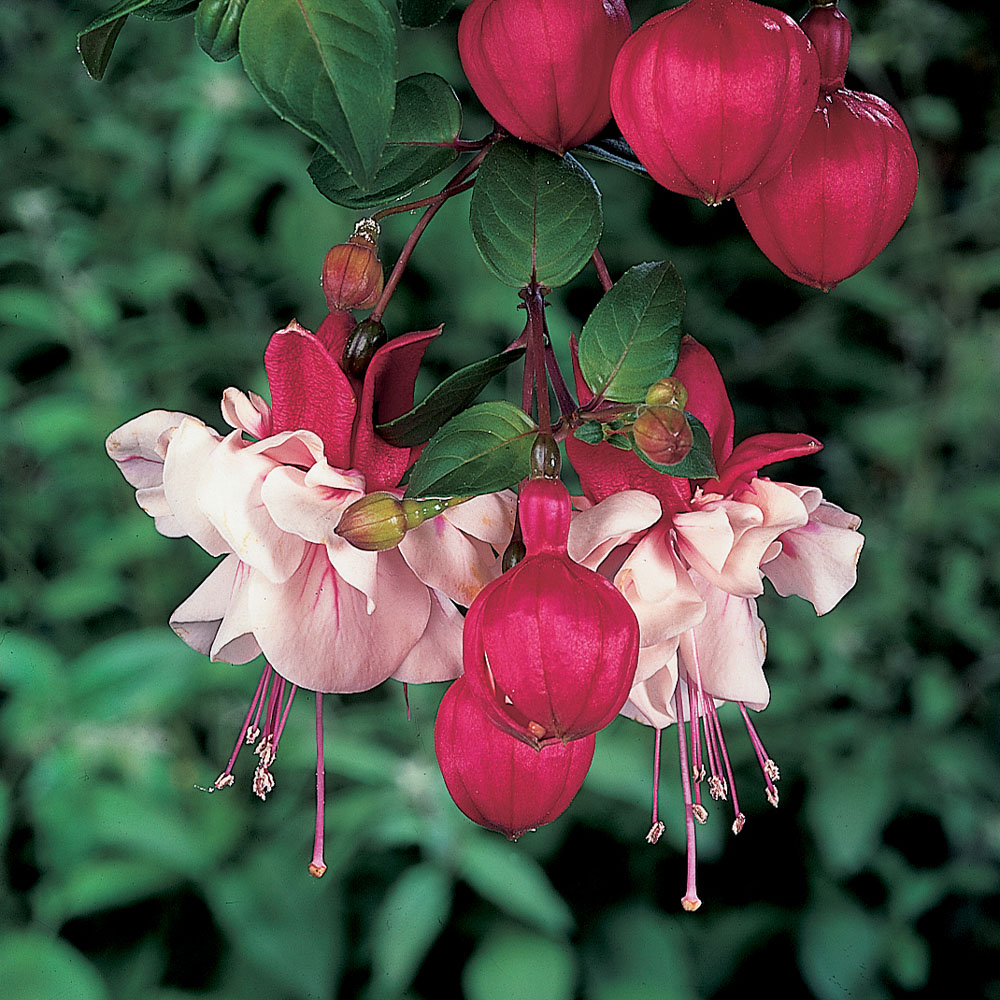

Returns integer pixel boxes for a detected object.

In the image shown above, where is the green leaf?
[399,0,454,28]
[470,140,603,288]
[577,261,685,403]
[377,346,524,446]
[573,421,605,445]
[457,836,573,934]
[463,930,576,1000]
[239,0,396,187]
[405,401,537,498]
[576,136,650,177]
[309,72,461,208]
[77,0,197,80]
[800,900,885,1000]
[632,413,716,479]
[0,932,108,1000]
[369,863,452,997]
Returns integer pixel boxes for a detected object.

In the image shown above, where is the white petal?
[391,590,464,683]
[567,490,662,569]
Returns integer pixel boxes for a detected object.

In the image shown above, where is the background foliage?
[2,1,999,997]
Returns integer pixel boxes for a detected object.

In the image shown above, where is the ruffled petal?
[162,418,230,556]
[679,573,769,710]
[106,409,189,488]
[620,640,680,728]
[169,555,261,664]
[437,492,517,549]
[399,512,502,608]
[196,431,306,584]
[566,490,662,569]
[391,589,464,683]
[764,499,864,615]
[221,388,272,439]
[248,544,430,693]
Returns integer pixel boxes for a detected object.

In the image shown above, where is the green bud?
[644,376,688,411]
[529,432,561,480]
[195,0,248,63]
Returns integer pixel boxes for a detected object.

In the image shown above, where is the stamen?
[673,687,701,912]
[274,682,298,746]
[403,682,411,722]
[646,727,665,844]
[309,693,328,878]
[738,702,781,806]
[204,665,271,792]
[706,700,742,833]
[687,636,726,799]
[247,664,274,744]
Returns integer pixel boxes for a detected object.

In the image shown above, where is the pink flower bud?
[735,90,918,291]
[458,0,632,154]
[800,3,851,94]
[633,405,694,466]
[434,677,595,840]
[610,0,820,204]
[463,477,640,747]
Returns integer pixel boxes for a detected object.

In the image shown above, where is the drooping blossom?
[462,475,643,748]
[566,334,863,909]
[435,676,596,840]
[107,310,515,875]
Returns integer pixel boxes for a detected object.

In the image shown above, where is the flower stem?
[592,248,614,293]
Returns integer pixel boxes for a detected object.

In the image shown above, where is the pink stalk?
[673,687,701,912]
[309,693,328,878]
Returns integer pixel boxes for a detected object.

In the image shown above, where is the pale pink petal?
[679,573,769,710]
[567,490,662,569]
[196,431,306,584]
[162,418,230,556]
[250,428,327,468]
[133,486,187,538]
[764,500,864,615]
[106,409,190,488]
[391,589,464,683]
[169,555,261,664]
[620,641,680,728]
[221,388,273,439]
[437,491,518,549]
[261,462,377,609]
[614,525,706,646]
[399,512,502,608]
[673,503,738,577]
[248,544,430,693]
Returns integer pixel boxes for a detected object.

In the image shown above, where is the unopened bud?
[322,220,384,311]
[195,0,248,63]
[529,433,561,480]
[644,376,688,411]
[632,405,693,466]
[341,318,388,380]
[335,492,471,551]
[501,535,526,572]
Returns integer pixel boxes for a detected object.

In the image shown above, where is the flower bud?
[341,318,388,380]
[334,492,408,551]
[435,677,595,840]
[195,0,247,63]
[801,2,851,94]
[529,432,561,480]
[735,8,917,290]
[644,376,688,411]
[463,478,640,747]
[321,220,384,312]
[611,0,820,204]
[632,405,694,466]
[458,0,632,154]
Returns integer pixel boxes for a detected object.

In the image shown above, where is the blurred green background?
[2,1,999,997]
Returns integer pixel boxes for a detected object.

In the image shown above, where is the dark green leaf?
[377,346,524,446]
[573,421,605,445]
[463,930,576,1000]
[399,0,454,27]
[470,140,603,288]
[369,864,452,996]
[77,0,196,80]
[577,261,685,403]
[309,72,461,208]
[405,401,536,497]
[457,837,573,934]
[0,932,108,1000]
[240,0,396,187]
[632,413,716,479]
[576,136,650,177]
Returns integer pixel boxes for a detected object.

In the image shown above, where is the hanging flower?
[566,334,863,909]
[107,310,515,874]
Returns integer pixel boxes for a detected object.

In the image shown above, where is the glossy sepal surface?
[610,0,820,204]
[462,478,640,747]
[735,89,918,290]
[459,0,631,154]
[434,677,595,840]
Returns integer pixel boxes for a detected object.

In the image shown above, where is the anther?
[646,821,666,844]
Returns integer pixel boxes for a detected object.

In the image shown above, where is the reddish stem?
[592,248,614,292]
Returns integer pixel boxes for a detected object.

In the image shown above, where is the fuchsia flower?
[566,335,864,910]
[107,309,514,875]
[435,676,595,840]
[462,476,642,748]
